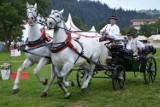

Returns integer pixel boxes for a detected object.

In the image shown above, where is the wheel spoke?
[150,73,153,83]
[145,71,150,82]
[118,80,123,88]
[112,65,125,90]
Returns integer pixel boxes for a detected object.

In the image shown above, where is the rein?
[25,28,51,47]
[56,26,98,33]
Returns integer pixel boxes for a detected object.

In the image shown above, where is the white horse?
[46,9,109,98]
[12,3,55,97]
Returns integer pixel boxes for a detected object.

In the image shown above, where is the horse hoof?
[41,92,48,97]
[69,80,74,87]
[43,79,48,85]
[81,88,88,93]
[12,88,19,94]
[65,93,71,99]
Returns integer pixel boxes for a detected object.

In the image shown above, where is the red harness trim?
[52,33,78,53]
[27,28,53,47]
[41,28,53,42]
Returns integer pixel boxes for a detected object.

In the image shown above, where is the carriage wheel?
[112,65,126,90]
[144,57,157,84]
[76,68,90,87]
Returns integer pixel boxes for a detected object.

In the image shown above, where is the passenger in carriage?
[99,15,120,41]
[125,32,145,56]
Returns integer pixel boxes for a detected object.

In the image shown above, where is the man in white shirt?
[126,32,145,56]
[99,16,120,42]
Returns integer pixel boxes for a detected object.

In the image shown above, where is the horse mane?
[63,20,70,34]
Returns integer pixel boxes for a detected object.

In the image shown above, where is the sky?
[97,0,160,10]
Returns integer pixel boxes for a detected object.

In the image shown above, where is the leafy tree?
[121,27,137,36]
[139,22,160,37]
[72,16,89,31]
[97,20,106,31]
[0,0,51,50]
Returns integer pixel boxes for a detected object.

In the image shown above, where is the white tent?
[65,13,81,31]
[89,26,96,32]
[152,35,160,41]
[136,35,147,41]
[148,35,160,41]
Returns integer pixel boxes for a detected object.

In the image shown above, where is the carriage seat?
[109,44,124,52]
[141,45,156,55]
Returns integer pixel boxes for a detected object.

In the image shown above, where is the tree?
[72,16,89,31]
[97,20,106,31]
[121,27,137,36]
[139,22,160,37]
[0,0,51,50]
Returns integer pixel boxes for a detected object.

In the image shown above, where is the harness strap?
[26,38,45,47]
[51,33,71,53]
[71,40,84,64]
[23,50,51,59]
[49,33,84,64]
[26,28,52,47]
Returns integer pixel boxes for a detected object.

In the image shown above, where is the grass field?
[0,50,160,107]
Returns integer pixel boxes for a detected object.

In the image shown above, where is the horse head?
[47,9,64,29]
[26,2,38,26]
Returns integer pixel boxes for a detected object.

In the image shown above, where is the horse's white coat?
[47,9,109,97]
[12,3,55,95]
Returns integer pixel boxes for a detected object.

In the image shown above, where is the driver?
[99,16,120,42]
[126,32,145,56]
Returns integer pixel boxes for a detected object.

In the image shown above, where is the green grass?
[0,50,160,107]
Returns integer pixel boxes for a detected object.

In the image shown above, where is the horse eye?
[57,15,60,18]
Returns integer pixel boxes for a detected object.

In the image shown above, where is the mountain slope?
[50,0,153,29]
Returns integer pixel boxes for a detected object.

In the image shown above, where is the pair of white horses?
[12,3,109,98]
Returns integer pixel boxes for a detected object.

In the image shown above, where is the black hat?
[126,32,135,37]
[109,16,117,20]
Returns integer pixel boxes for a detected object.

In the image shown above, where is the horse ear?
[59,9,64,14]
[51,10,55,14]
[26,2,29,8]
[34,3,37,9]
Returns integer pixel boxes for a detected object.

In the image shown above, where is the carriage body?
[76,40,157,91]
[108,44,142,72]
[107,42,157,84]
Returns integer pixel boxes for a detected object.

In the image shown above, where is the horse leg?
[57,78,71,99]
[62,63,75,87]
[64,70,74,86]
[41,64,56,97]
[55,63,74,98]
[12,59,33,94]
[56,62,74,87]
[55,67,71,98]
[81,57,98,92]
[81,65,90,83]
[33,58,49,85]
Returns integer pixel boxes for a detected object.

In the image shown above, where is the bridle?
[27,7,38,25]
[48,12,63,29]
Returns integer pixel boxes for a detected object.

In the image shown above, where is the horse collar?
[26,28,49,47]
[49,33,72,53]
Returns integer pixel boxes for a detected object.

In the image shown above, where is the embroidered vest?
[131,39,138,56]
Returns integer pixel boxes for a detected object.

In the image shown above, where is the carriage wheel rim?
[144,57,157,84]
[112,65,125,90]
